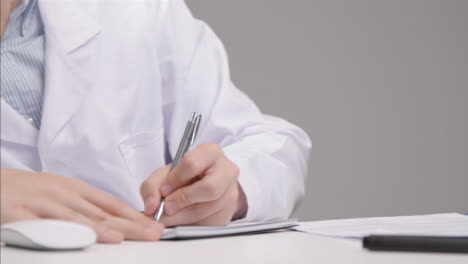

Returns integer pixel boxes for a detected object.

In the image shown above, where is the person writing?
[0,0,311,243]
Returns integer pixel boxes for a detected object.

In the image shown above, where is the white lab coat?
[0,0,311,222]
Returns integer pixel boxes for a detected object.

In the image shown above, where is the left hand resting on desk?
[140,143,247,226]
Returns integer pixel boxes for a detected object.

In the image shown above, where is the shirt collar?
[10,0,31,18]
[1,0,38,43]
[19,0,37,36]
[10,0,37,36]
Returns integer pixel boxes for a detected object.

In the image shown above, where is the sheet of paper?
[161,219,298,240]
[294,213,468,238]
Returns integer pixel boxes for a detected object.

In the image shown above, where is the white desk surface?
[2,230,467,264]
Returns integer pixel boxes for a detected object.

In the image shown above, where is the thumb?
[140,164,171,216]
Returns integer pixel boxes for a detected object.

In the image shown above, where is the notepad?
[294,213,468,238]
[160,219,298,240]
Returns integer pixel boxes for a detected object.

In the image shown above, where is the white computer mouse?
[0,219,97,250]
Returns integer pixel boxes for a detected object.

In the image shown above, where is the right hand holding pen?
[0,169,164,243]
[140,143,245,227]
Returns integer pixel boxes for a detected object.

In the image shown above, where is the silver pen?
[155,112,202,221]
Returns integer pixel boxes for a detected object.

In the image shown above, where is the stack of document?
[161,219,298,240]
[294,213,468,238]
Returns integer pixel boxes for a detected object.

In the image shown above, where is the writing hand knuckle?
[139,181,149,195]
[183,154,199,173]
[210,143,222,154]
[229,188,238,202]
[179,190,190,205]
[171,170,183,186]
[204,181,218,198]
[230,162,240,178]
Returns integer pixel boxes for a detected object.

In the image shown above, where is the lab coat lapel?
[37,0,101,146]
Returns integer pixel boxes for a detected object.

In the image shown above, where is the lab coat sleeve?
[156,0,311,221]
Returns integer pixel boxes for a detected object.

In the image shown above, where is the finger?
[86,199,163,241]
[161,182,238,227]
[191,205,236,226]
[76,185,164,241]
[78,181,147,222]
[27,198,124,244]
[58,201,161,242]
[51,191,111,222]
[160,143,223,197]
[65,215,124,244]
[3,208,38,223]
[192,184,238,226]
[96,229,124,244]
[140,165,171,215]
[163,159,237,216]
[102,216,164,241]
[160,200,219,227]
[46,189,129,243]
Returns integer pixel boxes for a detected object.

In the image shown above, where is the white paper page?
[294,213,468,238]
[161,219,298,240]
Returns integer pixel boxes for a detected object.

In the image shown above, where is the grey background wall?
[185,0,468,220]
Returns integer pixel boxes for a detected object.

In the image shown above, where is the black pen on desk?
[363,235,468,253]
[154,112,202,221]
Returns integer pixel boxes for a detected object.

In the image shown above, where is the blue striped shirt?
[0,0,45,129]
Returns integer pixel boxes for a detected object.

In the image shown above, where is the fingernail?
[144,222,162,239]
[164,200,177,215]
[144,196,154,214]
[161,184,173,197]
[101,229,123,243]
